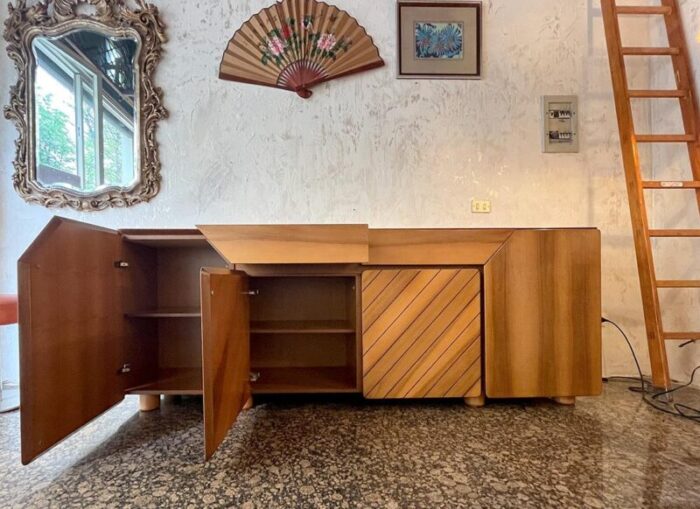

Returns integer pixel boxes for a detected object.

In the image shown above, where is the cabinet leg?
[243,395,253,411]
[464,395,485,408]
[139,395,161,412]
[553,397,576,406]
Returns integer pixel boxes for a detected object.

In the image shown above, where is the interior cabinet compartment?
[249,276,360,393]
[119,232,226,396]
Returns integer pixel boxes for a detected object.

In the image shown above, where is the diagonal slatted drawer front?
[361,269,482,399]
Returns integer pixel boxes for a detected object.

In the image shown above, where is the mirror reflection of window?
[33,30,138,193]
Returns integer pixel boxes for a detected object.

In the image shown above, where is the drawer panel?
[362,268,482,399]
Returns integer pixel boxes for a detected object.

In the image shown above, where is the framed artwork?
[397,1,482,79]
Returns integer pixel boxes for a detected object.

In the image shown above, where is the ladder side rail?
[661,0,700,213]
[601,0,672,389]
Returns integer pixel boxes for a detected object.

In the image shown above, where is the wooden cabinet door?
[201,269,250,460]
[18,218,124,464]
[362,269,482,399]
[483,230,603,398]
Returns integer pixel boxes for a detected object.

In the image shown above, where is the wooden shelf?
[250,320,355,334]
[251,366,358,394]
[119,229,209,248]
[125,307,202,318]
[125,368,202,396]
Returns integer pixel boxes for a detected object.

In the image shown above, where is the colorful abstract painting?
[398,1,481,79]
[414,22,464,59]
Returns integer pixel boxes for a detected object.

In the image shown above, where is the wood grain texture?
[118,241,226,392]
[615,5,672,14]
[553,397,576,406]
[198,225,369,264]
[660,0,700,215]
[368,229,513,266]
[603,0,668,385]
[18,218,124,465]
[250,276,355,322]
[464,395,485,408]
[484,230,602,398]
[126,368,203,395]
[251,366,357,394]
[251,332,351,368]
[119,229,208,248]
[250,319,355,333]
[234,264,361,277]
[125,308,202,318]
[139,395,161,412]
[248,275,361,393]
[601,0,700,388]
[118,239,160,392]
[201,269,250,461]
[362,268,482,399]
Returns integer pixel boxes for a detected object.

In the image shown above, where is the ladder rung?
[622,47,680,56]
[657,280,700,288]
[636,134,696,143]
[616,6,672,15]
[649,229,700,237]
[628,89,688,98]
[664,332,700,341]
[643,181,700,189]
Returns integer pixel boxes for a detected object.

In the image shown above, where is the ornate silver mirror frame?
[4,0,167,210]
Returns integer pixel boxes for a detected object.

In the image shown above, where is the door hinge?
[249,372,261,382]
[118,363,132,374]
[114,261,130,269]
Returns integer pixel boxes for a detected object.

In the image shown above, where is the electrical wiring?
[602,318,700,422]
[650,366,700,420]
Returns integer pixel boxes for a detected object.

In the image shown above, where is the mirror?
[33,30,139,193]
[4,0,167,211]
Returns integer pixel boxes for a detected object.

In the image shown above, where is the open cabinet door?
[201,269,250,460]
[18,218,124,464]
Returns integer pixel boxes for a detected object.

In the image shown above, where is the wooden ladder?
[601,0,700,389]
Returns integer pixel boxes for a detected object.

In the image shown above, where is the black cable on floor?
[602,317,700,423]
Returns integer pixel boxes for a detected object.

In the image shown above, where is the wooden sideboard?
[18,219,602,464]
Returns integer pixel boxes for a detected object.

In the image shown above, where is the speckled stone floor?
[1,381,699,508]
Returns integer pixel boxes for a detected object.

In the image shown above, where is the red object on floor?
[0,295,18,326]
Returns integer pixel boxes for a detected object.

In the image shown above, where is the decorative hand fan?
[219,0,384,98]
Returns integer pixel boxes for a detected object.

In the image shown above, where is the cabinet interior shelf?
[126,368,203,396]
[250,320,355,334]
[125,307,202,319]
[251,366,358,394]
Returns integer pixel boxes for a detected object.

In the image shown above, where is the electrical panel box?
[542,95,579,153]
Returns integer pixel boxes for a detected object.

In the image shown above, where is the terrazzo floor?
[1,381,699,508]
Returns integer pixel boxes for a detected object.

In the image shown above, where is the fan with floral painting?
[219,0,384,98]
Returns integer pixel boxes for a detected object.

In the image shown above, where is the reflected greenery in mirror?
[34,31,139,193]
[4,0,167,211]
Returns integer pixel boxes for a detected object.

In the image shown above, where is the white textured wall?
[0,0,676,385]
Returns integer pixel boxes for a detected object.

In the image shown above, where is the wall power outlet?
[472,199,492,214]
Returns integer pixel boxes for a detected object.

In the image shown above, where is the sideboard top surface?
[191,225,598,266]
[196,224,371,265]
[87,223,602,266]
[11,219,605,267]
